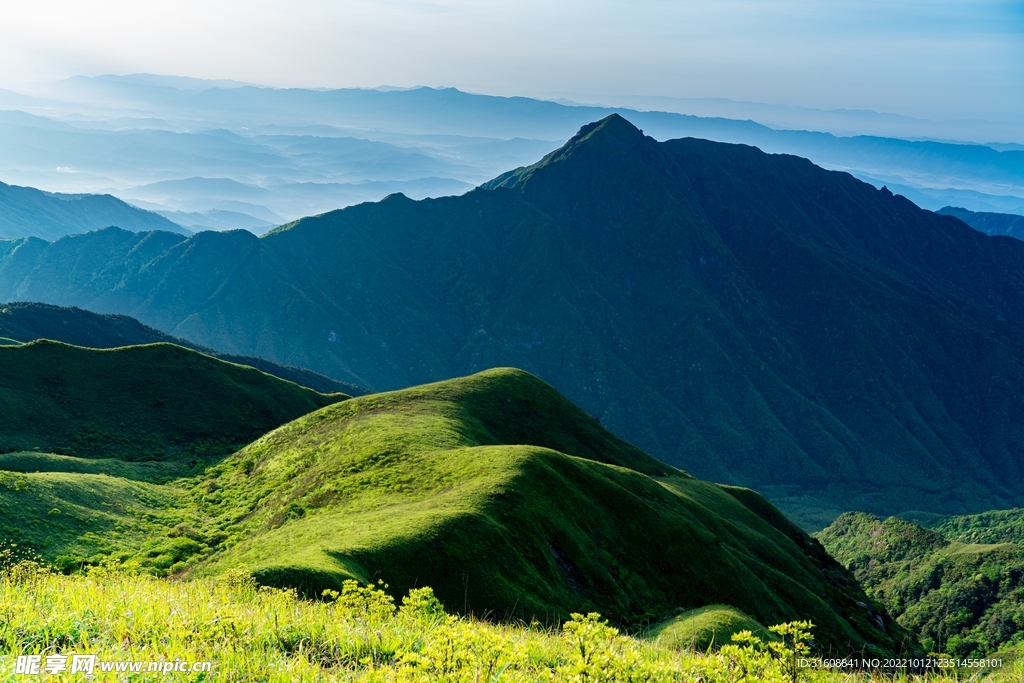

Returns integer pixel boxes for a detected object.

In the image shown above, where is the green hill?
[188,369,913,654]
[1,368,914,654]
[819,511,1024,657]
[937,206,1024,240]
[649,604,776,651]
[4,116,1024,524]
[0,339,345,462]
[0,301,367,395]
[0,180,188,240]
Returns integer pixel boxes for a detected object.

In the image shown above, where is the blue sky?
[1,0,1021,124]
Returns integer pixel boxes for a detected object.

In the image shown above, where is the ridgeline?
[3,116,1024,525]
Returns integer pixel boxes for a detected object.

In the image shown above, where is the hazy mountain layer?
[3,77,1022,220]
[2,116,1024,525]
[0,180,186,240]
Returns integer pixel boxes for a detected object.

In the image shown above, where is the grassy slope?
[0,301,367,395]
[6,573,1010,683]
[819,511,1024,657]
[0,451,181,480]
[0,467,197,571]
[649,605,775,651]
[189,368,911,654]
[0,340,345,462]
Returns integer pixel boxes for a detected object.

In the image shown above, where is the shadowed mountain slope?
[0,301,367,395]
[0,340,345,461]
[2,115,1024,523]
[0,180,187,239]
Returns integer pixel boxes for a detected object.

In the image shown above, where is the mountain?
[0,301,367,395]
[937,206,1024,240]
[3,115,1024,526]
[819,511,1024,657]
[0,367,915,654]
[0,180,188,240]
[0,339,345,462]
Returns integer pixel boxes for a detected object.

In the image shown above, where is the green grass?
[183,368,913,654]
[2,568,1016,682]
[648,604,776,651]
[819,511,1024,657]
[0,340,345,461]
[0,469,197,573]
[1,367,913,655]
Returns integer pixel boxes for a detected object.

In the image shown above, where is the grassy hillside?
[0,301,366,395]
[1,367,912,654]
[0,340,345,461]
[649,605,776,651]
[5,571,1007,682]
[5,116,1024,523]
[819,511,1024,657]
[184,368,912,654]
[0,467,198,572]
[938,206,1024,240]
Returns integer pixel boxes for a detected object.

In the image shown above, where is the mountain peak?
[481,114,651,190]
[571,113,645,144]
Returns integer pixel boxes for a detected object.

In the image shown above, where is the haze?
[2,0,1022,136]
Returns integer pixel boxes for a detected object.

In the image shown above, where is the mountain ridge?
[3,115,1024,525]
[0,366,915,654]
[937,206,1024,241]
[0,301,366,395]
[191,368,914,653]
[0,180,188,240]
[0,339,345,462]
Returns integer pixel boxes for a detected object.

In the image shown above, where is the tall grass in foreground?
[0,562,1017,682]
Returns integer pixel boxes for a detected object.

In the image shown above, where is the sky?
[0,0,1022,124]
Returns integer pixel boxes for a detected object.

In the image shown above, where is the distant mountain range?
[1,75,1021,223]
[2,115,1023,527]
[0,180,186,240]
[937,206,1024,241]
